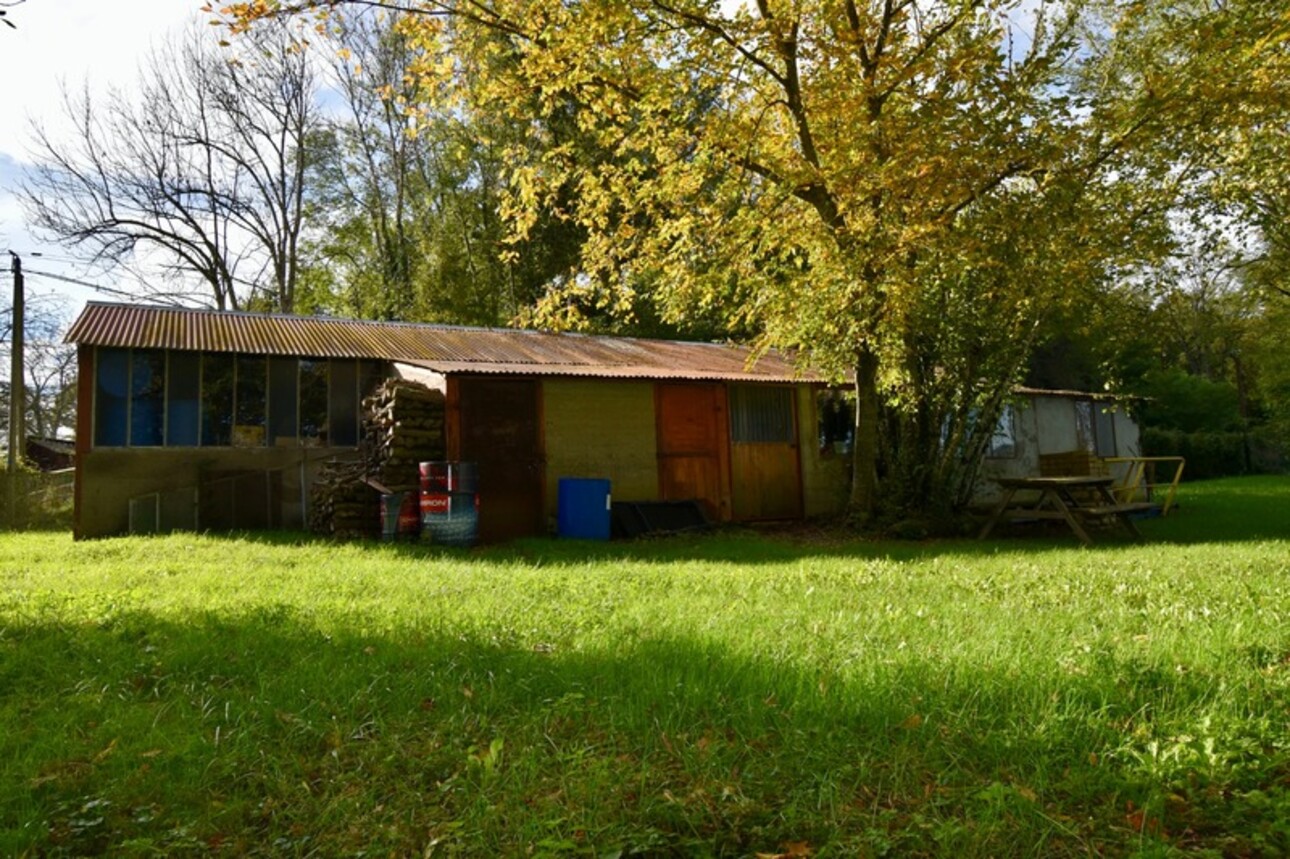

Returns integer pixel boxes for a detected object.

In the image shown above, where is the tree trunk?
[848,347,881,524]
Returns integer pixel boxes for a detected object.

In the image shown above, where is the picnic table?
[977,475,1154,546]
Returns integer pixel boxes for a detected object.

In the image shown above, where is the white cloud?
[0,0,203,160]
[0,2,208,308]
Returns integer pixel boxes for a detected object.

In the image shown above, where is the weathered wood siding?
[655,383,731,522]
[542,379,660,521]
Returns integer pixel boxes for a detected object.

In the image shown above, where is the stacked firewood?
[362,379,447,493]
[308,459,378,538]
[308,378,447,536]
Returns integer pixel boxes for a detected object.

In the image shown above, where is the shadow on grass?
[222,474,1290,568]
[66,476,1288,575]
[3,609,1285,856]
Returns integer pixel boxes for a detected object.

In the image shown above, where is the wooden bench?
[1078,502,1155,518]
[979,476,1150,545]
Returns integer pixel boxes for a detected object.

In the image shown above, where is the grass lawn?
[1,476,1287,857]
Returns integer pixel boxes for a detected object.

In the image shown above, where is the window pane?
[234,355,266,446]
[167,351,201,446]
[299,359,328,445]
[730,385,794,443]
[1074,401,1095,453]
[94,347,129,447]
[817,390,854,454]
[987,405,1017,458]
[202,354,235,446]
[130,350,166,446]
[268,357,299,446]
[1095,405,1116,457]
[329,359,358,446]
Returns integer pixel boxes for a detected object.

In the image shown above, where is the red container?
[380,492,420,540]
[419,462,480,546]
[419,461,480,494]
[419,490,479,546]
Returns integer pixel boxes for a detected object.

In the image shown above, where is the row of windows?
[94,348,385,448]
[987,400,1118,459]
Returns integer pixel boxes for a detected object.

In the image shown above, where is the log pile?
[362,379,447,493]
[308,459,378,539]
[308,378,447,537]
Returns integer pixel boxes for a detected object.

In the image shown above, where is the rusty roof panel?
[1014,386,1137,402]
[66,302,818,384]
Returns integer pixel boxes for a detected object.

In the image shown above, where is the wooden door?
[656,383,730,521]
[454,378,544,542]
[729,385,803,520]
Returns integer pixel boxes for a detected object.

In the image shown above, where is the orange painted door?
[456,378,545,542]
[656,383,730,521]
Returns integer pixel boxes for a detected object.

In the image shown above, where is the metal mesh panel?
[730,385,794,443]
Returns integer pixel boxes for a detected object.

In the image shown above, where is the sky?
[0,0,202,318]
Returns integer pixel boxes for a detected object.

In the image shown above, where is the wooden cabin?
[65,303,850,539]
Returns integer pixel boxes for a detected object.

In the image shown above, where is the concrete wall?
[796,386,850,518]
[541,379,660,526]
[77,446,361,538]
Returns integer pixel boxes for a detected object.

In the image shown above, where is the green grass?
[1,476,1288,857]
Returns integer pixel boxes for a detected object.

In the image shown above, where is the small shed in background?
[25,436,76,472]
[977,387,1143,499]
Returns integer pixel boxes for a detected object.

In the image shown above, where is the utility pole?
[7,251,23,521]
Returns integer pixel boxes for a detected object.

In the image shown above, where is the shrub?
[0,464,74,531]
[1139,428,1290,480]
[1136,369,1243,433]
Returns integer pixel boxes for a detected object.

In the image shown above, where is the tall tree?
[0,297,76,451]
[227,0,1286,519]
[302,8,586,325]
[22,18,320,311]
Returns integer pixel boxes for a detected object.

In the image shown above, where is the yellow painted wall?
[795,386,850,518]
[542,379,660,520]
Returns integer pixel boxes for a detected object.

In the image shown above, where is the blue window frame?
[166,351,201,446]
[93,347,379,450]
[130,350,166,446]
[94,348,130,447]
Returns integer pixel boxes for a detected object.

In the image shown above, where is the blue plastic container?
[557,478,612,540]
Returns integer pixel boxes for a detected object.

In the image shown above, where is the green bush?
[0,465,74,531]
[1138,427,1288,479]
[1136,369,1244,433]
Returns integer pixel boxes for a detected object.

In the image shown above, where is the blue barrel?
[420,462,479,547]
[558,478,612,540]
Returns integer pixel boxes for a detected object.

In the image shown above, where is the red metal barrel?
[418,462,479,546]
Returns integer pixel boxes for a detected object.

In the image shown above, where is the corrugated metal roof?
[65,302,818,384]
[1015,386,1137,402]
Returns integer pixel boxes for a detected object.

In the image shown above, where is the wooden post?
[6,252,24,522]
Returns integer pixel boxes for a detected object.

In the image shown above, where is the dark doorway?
[456,378,545,542]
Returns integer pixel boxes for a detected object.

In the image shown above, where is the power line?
[23,268,196,305]
[23,268,136,297]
